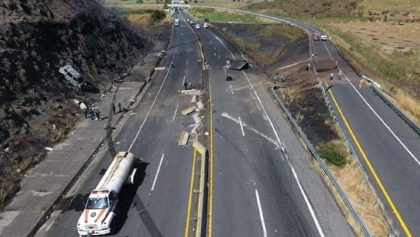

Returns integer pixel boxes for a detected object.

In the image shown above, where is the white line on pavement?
[242,70,325,237]
[322,43,420,166]
[344,73,420,165]
[255,189,268,237]
[239,116,245,136]
[172,102,179,122]
[128,50,177,152]
[229,84,234,95]
[221,112,279,148]
[182,75,186,86]
[151,153,165,192]
[214,29,325,237]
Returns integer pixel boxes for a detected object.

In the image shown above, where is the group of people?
[84,107,102,120]
[329,70,343,81]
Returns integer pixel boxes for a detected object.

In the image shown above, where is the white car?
[320,35,328,41]
[195,23,200,29]
[203,23,208,28]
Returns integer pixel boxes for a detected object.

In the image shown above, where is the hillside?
[246,0,361,17]
[0,0,149,205]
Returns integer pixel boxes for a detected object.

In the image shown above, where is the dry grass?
[127,13,154,26]
[314,152,389,237]
[359,0,420,21]
[314,21,420,124]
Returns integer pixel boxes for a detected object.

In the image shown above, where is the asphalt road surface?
[46,11,355,237]
[46,12,203,237]
[182,10,353,237]
[252,11,420,237]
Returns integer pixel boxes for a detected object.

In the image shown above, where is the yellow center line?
[325,82,412,237]
[208,69,214,237]
[184,148,197,237]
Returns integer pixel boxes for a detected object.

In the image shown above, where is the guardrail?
[369,84,420,136]
[271,88,371,237]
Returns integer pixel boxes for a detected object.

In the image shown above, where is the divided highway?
[45,10,357,237]
[181,10,353,237]
[227,9,420,237]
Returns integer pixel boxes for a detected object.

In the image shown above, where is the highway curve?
[45,10,357,237]
[227,9,420,237]
[181,10,354,237]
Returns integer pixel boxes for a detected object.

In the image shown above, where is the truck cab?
[76,152,136,236]
[77,189,118,235]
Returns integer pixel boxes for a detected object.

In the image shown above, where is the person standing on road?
[338,70,343,80]
[112,103,116,114]
[118,102,122,113]
[359,79,365,89]
[329,72,334,81]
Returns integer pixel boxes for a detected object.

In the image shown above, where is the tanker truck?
[77,151,137,236]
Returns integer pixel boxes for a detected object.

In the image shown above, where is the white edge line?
[182,75,186,86]
[287,160,325,237]
[151,153,165,192]
[322,44,419,165]
[239,116,245,136]
[172,102,179,122]
[255,189,268,237]
[343,73,420,165]
[128,50,177,152]
[229,84,234,95]
[213,24,325,237]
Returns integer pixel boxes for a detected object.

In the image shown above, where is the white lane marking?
[212,32,236,59]
[151,153,165,192]
[286,158,324,237]
[186,59,189,66]
[214,28,325,237]
[241,70,325,237]
[229,84,234,94]
[278,59,310,70]
[172,102,179,122]
[344,73,420,165]
[322,44,420,165]
[255,189,268,237]
[221,113,279,148]
[182,75,186,86]
[128,50,177,152]
[239,116,245,136]
[213,46,216,50]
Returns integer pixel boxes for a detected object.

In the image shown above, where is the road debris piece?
[181,106,197,116]
[178,131,190,146]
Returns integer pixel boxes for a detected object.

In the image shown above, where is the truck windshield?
[86,197,109,209]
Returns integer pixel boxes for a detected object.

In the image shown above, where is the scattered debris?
[178,131,190,146]
[181,106,197,116]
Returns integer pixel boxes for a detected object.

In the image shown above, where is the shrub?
[317,142,347,167]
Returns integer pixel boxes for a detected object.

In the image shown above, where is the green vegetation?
[317,142,347,167]
[123,9,166,20]
[259,24,306,41]
[189,8,261,23]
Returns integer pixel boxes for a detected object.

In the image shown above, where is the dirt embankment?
[211,23,308,69]
[0,0,150,206]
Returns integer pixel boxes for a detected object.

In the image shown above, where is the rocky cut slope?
[0,0,149,205]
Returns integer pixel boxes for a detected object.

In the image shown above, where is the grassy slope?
[245,0,420,122]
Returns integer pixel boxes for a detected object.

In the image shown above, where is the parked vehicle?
[311,32,320,41]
